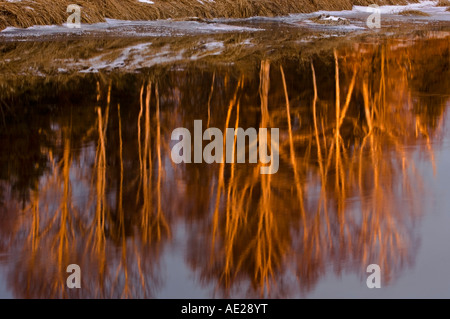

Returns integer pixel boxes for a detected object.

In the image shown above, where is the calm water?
[0,31,449,298]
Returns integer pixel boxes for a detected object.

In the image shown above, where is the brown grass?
[399,10,431,16]
[0,0,417,31]
[437,0,450,6]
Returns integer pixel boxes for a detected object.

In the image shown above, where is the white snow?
[203,41,224,50]
[0,18,261,38]
[213,0,450,27]
[312,0,450,22]
[0,0,447,38]
[78,45,186,73]
[73,40,229,72]
[79,42,152,72]
[322,16,342,21]
[353,1,445,14]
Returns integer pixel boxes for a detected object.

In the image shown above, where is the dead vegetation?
[0,0,417,31]
[399,10,431,16]
[437,0,450,6]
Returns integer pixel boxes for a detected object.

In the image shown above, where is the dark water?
[0,32,449,298]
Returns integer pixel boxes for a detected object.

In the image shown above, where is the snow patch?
[72,40,229,72]
[1,18,261,38]
[79,42,152,72]
[353,1,443,14]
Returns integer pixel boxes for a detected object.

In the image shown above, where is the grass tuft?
[437,0,450,6]
[399,10,431,16]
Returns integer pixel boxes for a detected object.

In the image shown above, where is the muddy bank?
[1,17,448,79]
[0,0,418,31]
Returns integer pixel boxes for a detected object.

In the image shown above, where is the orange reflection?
[0,33,448,298]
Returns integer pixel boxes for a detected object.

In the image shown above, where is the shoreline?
[0,0,424,31]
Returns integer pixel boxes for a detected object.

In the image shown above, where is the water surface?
[0,27,449,298]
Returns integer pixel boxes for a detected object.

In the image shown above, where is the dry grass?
[0,0,417,31]
[399,10,431,16]
[437,0,450,6]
